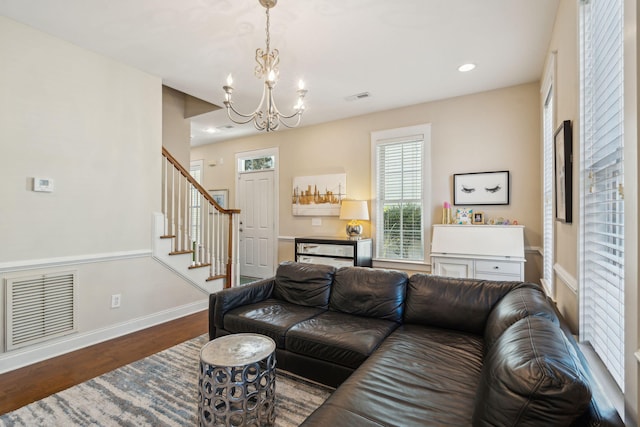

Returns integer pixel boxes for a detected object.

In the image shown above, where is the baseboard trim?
[0,299,207,374]
[0,250,152,274]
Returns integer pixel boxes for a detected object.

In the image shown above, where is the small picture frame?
[473,212,485,224]
[208,189,228,209]
[455,208,473,225]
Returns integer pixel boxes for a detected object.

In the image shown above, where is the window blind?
[375,139,424,261]
[580,0,625,390]
[542,84,554,295]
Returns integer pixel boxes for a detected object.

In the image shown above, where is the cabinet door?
[433,258,474,278]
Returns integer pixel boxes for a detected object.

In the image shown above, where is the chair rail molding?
[0,250,152,274]
[553,262,578,294]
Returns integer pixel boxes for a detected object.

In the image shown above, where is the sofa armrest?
[212,278,275,332]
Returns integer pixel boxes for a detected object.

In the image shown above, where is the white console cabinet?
[430,225,525,281]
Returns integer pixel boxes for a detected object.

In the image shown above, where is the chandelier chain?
[265,7,270,55]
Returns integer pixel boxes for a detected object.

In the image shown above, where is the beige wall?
[162,86,192,166]
[192,82,542,281]
[0,16,162,261]
[0,16,206,368]
[542,0,580,331]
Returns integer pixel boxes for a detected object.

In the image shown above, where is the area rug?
[0,335,332,426]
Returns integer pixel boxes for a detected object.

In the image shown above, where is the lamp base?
[345,222,363,240]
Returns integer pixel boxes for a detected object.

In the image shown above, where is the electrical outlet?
[111,294,121,308]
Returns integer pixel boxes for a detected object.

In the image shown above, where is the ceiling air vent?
[345,92,372,102]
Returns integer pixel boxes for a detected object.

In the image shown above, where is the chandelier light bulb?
[226,74,233,86]
[267,69,276,83]
[298,80,305,90]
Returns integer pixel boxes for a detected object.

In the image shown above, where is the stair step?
[160,235,176,239]
[169,250,194,256]
[188,263,211,270]
[207,274,226,282]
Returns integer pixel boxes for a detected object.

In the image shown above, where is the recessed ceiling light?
[458,63,476,72]
[204,127,218,134]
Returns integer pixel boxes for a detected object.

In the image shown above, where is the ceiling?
[0,0,559,145]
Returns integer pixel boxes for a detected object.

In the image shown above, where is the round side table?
[198,333,276,427]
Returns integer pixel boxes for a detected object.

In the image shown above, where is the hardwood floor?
[0,310,208,415]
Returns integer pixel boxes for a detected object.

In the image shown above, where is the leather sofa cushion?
[286,311,398,369]
[273,262,336,309]
[302,324,484,426]
[484,286,559,350]
[214,277,274,330]
[404,274,519,334]
[329,267,408,323]
[473,317,591,427]
[223,299,325,348]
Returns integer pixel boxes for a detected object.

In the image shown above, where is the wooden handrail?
[162,147,240,216]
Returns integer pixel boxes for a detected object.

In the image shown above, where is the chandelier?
[222,0,307,132]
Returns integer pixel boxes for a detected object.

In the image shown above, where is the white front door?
[238,170,275,278]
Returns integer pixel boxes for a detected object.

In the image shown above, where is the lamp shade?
[339,200,369,220]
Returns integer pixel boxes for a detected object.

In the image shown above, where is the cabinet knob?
[493,266,500,270]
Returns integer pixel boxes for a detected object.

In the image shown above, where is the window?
[239,155,275,172]
[579,0,625,390]
[541,54,556,297]
[371,124,431,262]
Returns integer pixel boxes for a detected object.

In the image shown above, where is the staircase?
[152,147,240,293]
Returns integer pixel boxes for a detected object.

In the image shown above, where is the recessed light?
[204,128,218,134]
[458,63,476,72]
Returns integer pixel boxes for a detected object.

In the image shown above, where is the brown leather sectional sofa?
[209,261,623,426]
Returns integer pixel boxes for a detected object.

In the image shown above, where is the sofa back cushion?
[484,286,559,351]
[473,317,591,427]
[329,267,408,323]
[404,274,520,335]
[273,261,336,309]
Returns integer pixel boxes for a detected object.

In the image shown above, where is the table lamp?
[339,200,369,239]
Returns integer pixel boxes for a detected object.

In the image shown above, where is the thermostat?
[33,177,54,192]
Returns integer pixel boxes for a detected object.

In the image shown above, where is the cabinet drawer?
[475,260,521,276]
[297,255,354,268]
[297,243,354,257]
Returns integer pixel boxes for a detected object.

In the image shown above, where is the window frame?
[370,124,431,265]
[541,52,556,298]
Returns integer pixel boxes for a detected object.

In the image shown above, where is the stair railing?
[161,147,240,288]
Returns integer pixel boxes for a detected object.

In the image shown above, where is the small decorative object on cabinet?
[295,236,372,268]
[430,225,525,281]
[473,212,485,224]
[455,208,473,224]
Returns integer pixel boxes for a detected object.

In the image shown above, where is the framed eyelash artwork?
[453,171,510,205]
